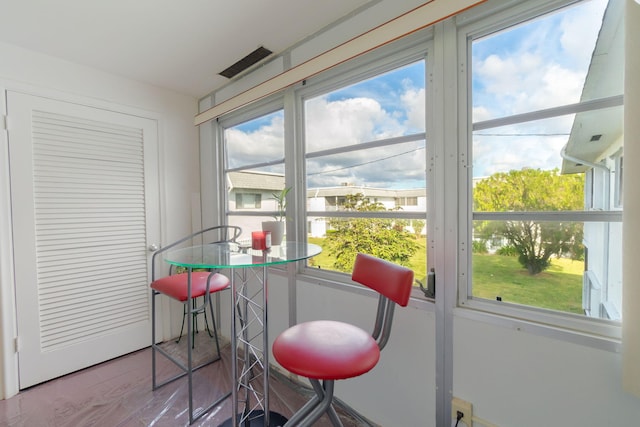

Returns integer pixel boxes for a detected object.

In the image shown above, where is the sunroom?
[1,1,639,426]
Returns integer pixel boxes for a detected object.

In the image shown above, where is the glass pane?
[308,215,427,282]
[225,110,284,169]
[305,61,426,153]
[472,128,586,212]
[472,0,611,122]
[471,219,621,319]
[307,140,426,192]
[473,116,572,180]
[470,0,623,320]
[303,60,428,279]
[224,110,287,233]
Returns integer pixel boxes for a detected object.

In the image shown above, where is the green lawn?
[307,237,584,314]
[473,253,584,314]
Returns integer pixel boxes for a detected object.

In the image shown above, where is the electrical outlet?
[452,397,473,426]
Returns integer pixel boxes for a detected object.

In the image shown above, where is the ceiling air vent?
[219,46,273,79]
[590,134,602,142]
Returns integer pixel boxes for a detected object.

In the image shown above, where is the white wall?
[0,41,199,398]
[454,317,639,427]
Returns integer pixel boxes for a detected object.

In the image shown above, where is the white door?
[7,91,160,388]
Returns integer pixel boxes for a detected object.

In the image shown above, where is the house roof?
[307,186,424,198]
[227,171,285,192]
[561,0,624,174]
[227,172,426,198]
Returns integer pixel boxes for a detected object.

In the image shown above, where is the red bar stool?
[273,253,414,427]
[151,271,230,353]
[150,225,241,389]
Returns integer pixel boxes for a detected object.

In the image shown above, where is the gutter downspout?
[560,143,611,312]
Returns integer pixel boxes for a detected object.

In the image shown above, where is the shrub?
[472,240,488,254]
[496,245,518,256]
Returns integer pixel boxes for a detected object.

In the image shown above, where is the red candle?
[252,231,270,250]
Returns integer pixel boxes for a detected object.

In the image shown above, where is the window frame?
[456,0,623,340]
[293,33,434,298]
[212,0,625,346]
[218,97,286,222]
[614,151,623,209]
[215,30,436,301]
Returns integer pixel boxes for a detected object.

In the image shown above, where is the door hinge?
[14,336,20,353]
[1,115,6,131]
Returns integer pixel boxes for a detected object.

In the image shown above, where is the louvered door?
[7,92,159,388]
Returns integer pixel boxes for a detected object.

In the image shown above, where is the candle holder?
[251,231,271,250]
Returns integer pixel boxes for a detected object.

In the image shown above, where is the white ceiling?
[0,0,373,98]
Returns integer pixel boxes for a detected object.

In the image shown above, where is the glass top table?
[162,241,322,426]
[162,241,322,269]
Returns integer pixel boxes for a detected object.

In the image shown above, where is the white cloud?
[303,90,426,188]
[227,83,427,189]
[530,64,586,110]
[305,96,400,153]
[401,86,426,131]
[473,117,573,177]
[472,106,492,123]
[474,135,567,177]
[559,0,608,67]
[226,115,284,168]
[475,51,584,118]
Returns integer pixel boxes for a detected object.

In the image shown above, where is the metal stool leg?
[176,303,187,344]
[207,292,222,358]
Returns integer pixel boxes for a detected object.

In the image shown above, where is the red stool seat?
[273,320,380,380]
[151,272,230,302]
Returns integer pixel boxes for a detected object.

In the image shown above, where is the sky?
[471,0,608,177]
[225,0,609,187]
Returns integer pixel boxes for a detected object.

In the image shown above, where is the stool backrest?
[352,253,414,306]
[351,253,414,350]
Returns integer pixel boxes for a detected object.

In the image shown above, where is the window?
[396,196,419,207]
[235,193,261,209]
[303,59,428,284]
[222,107,285,240]
[464,0,623,325]
[614,152,623,208]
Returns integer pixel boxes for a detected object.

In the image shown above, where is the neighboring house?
[227,170,285,211]
[560,0,623,321]
[227,171,427,238]
[307,185,426,237]
[227,171,285,236]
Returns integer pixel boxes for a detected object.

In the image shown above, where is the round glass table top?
[162,241,322,269]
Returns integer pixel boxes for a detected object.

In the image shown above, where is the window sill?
[455,300,622,353]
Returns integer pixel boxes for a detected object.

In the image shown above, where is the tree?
[325,193,420,272]
[473,168,584,275]
[411,219,425,238]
